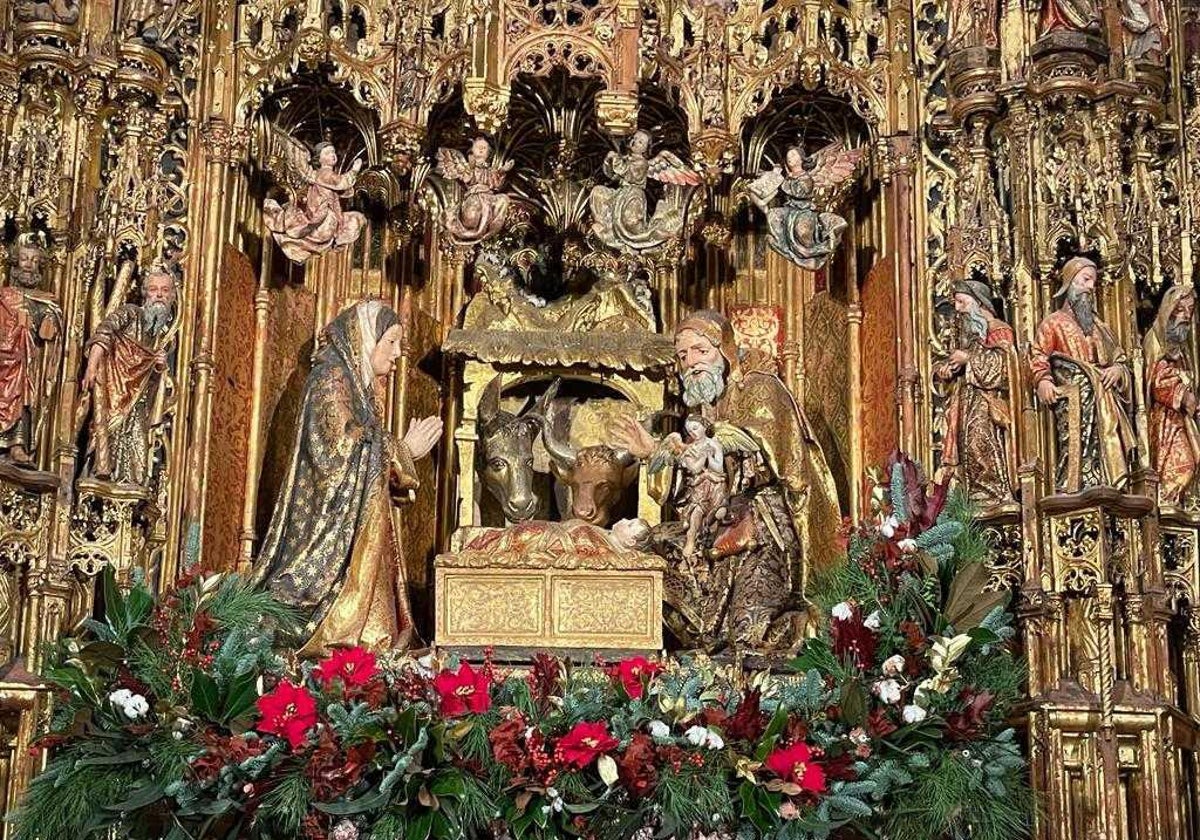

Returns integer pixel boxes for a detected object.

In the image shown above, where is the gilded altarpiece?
[0,0,1198,836]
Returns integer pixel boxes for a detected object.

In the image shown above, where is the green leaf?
[221,670,259,724]
[191,672,220,720]
[313,788,391,815]
[103,781,165,811]
[406,811,434,840]
[102,567,127,637]
[755,706,789,761]
[429,773,465,798]
[75,750,147,767]
[967,627,1001,648]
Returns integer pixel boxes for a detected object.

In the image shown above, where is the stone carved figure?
[947,0,999,51]
[253,300,443,656]
[262,137,366,265]
[652,415,761,560]
[1144,285,1198,507]
[1120,0,1165,62]
[1030,257,1136,493]
[81,266,179,487]
[14,0,79,24]
[1037,0,1100,35]
[0,237,61,465]
[748,141,863,271]
[613,310,842,652]
[589,130,702,256]
[934,280,1018,508]
[435,137,514,246]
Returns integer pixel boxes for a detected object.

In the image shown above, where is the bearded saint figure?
[81,267,178,487]
[1144,286,1199,506]
[934,280,1018,507]
[1030,257,1136,493]
[253,300,443,656]
[0,239,61,465]
[613,310,841,653]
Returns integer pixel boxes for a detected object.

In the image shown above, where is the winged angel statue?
[651,416,762,560]
[747,141,864,271]
[260,124,366,265]
[589,130,703,256]
[434,137,514,246]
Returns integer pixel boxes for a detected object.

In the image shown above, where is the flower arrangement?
[12,455,1031,840]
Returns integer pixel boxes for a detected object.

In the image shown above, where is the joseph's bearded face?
[675,328,726,408]
[141,272,176,337]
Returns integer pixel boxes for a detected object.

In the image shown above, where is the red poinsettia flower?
[557,720,618,768]
[314,646,378,689]
[256,680,318,749]
[617,732,659,798]
[613,656,662,699]
[765,742,827,795]
[433,661,492,717]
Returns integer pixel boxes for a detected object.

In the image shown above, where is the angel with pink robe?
[263,142,366,265]
[589,130,702,256]
[436,137,514,246]
[748,141,863,271]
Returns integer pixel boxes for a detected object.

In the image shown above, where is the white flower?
[880,515,900,538]
[874,679,902,705]
[647,719,671,739]
[546,786,559,800]
[415,653,436,676]
[172,731,183,741]
[704,731,725,750]
[684,725,709,746]
[864,611,882,631]
[881,654,906,676]
[109,688,133,708]
[123,694,149,719]
[902,704,927,724]
[897,538,918,553]
[330,820,359,840]
[831,601,854,621]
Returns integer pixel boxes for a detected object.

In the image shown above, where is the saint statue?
[81,266,177,487]
[1037,0,1100,35]
[747,141,862,272]
[613,310,841,652]
[588,130,701,256]
[1030,257,1136,493]
[934,280,1018,508]
[253,300,443,656]
[14,0,79,24]
[435,137,514,246]
[262,141,366,265]
[1144,286,1198,506]
[0,238,60,466]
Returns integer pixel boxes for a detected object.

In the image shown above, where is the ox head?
[540,379,639,527]
[478,376,544,523]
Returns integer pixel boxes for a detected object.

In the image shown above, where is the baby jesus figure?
[677,416,729,559]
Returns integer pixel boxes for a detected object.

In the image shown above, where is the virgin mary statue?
[254,299,443,656]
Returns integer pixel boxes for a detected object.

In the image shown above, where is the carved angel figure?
[435,137,514,246]
[651,415,761,560]
[589,130,702,256]
[748,141,863,271]
[262,136,366,265]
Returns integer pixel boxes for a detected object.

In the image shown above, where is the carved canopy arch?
[504,32,616,85]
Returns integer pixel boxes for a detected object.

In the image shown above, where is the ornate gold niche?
[0,0,1198,837]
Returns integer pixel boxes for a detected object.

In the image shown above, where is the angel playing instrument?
[588,130,702,256]
[259,131,367,264]
[746,140,864,271]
